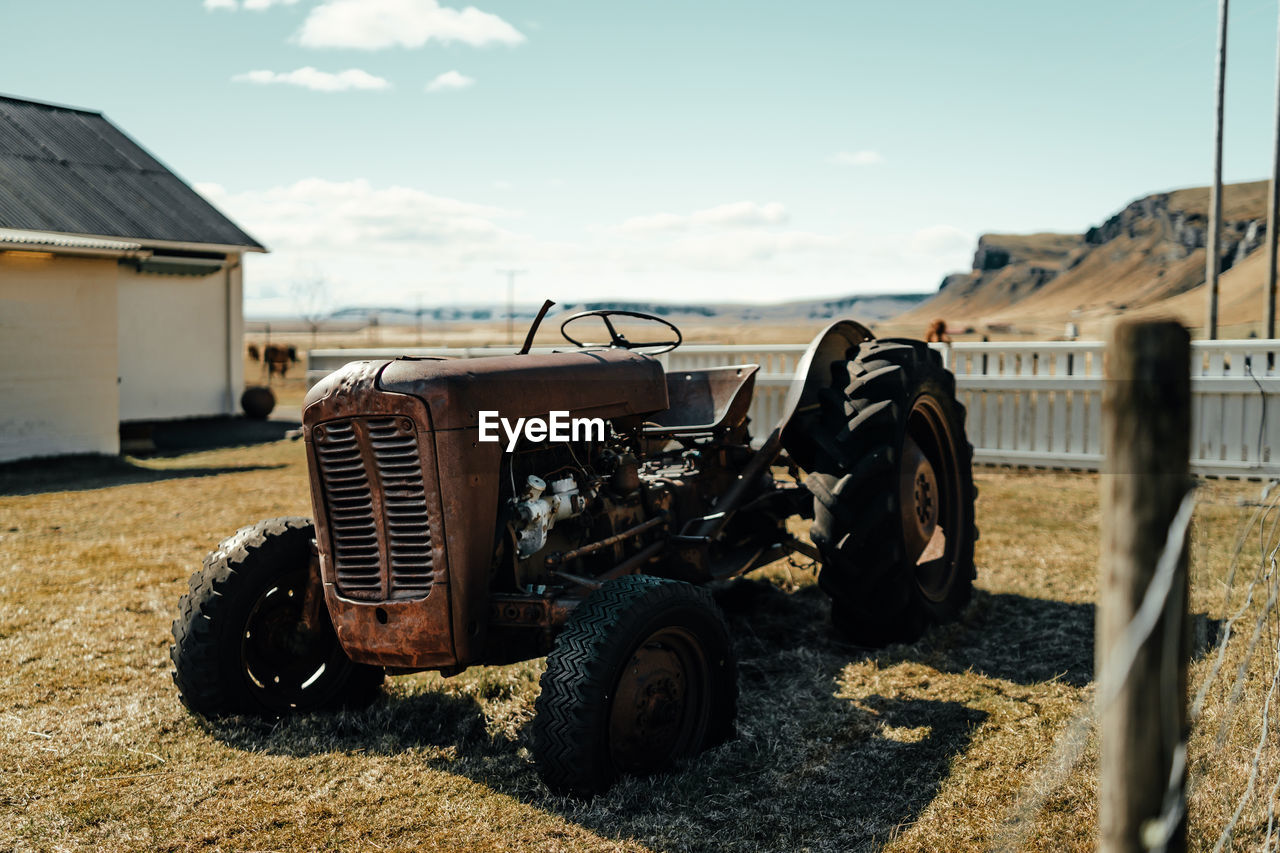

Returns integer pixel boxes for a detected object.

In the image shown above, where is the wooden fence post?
[1098,320,1192,853]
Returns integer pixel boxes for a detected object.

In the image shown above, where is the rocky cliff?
[901,180,1270,336]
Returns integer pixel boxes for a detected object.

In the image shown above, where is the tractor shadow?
[203,580,1221,852]
[0,453,284,497]
[133,415,302,456]
[206,655,988,852]
[204,688,504,760]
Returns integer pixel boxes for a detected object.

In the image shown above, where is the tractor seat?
[642,365,759,436]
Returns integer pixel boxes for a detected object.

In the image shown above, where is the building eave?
[3,229,267,255]
[0,242,150,260]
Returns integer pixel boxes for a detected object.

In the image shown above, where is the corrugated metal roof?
[0,227,142,251]
[0,94,265,250]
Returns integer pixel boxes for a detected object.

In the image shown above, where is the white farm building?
[0,94,265,463]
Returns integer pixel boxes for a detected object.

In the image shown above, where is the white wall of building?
[0,249,246,462]
[117,258,239,422]
[0,253,120,462]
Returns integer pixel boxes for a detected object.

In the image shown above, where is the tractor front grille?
[313,416,434,601]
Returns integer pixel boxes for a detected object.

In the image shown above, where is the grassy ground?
[0,444,1275,851]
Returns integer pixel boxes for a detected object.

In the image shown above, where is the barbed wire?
[993,489,1196,853]
[993,478,1280,850]
[990,702,1094,851]
[1203,480,1280,852]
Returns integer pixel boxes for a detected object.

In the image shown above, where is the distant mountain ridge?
[901,180,1270,336]
[290,292,932,326]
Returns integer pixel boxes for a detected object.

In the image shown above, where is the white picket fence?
[307,339,1280,479]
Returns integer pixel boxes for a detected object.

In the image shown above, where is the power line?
[497,269,526,346]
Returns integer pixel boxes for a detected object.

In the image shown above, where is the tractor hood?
[375,349,668,430]
[299,348,668,671]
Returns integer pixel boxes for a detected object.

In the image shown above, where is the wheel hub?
[608,630,708,774]
[241,575,337,703]
[900,433,940,563]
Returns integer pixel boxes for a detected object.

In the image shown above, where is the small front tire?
[170,517,383,717]
[532,575,737,796]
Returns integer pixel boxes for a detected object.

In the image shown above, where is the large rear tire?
[805,339,977,646]
[532,575,737,796]
[170,517,384,717]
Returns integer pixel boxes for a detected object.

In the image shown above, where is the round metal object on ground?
[241,385,276,420]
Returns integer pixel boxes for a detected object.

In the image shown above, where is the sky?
[2,0,1279,316]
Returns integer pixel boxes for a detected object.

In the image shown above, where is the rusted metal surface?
[383,347,667,665]
[298,317,879,675]
[487,592,582,630]
[548,569,604,590]
[304,361,456,670]
[643,366,758,434]
[785,536,821,562]
[693,319,874,539]
[545,515,666,566]
[313,415,435,601]
[600,539,665,580]
[299,546,327,635]
[489,593,561,627]
[378,349,668,430]
[304,348,671,669]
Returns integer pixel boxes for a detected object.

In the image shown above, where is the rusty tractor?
[171,304,976,795]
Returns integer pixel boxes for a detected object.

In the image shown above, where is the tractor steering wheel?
[559,310,683,355]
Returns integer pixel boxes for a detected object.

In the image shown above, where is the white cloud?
[297,0,525,49]
[830,150,885,166]
[208,178,517,255]
[426,70,476,92]
[203,0,237,9]
[615,201,789,234]
[205,176,973,314]
[212,178,576,312]
[615,212,687,234]
[232,67,391,92]
[694,201,788,228]
[666,230,843,270]
[908,224,972,256]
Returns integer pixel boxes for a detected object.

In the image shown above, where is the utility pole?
[1206,0,1229,340]
[416,294,425,346]
[1267,0,1280,340]
[497,269,526,346]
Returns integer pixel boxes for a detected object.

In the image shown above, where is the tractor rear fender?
[691,319,873,539]
[773,319,875,471]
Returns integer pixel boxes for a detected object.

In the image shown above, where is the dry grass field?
[1,439,1276,851]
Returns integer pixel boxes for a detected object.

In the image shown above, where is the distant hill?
[900,180,1270,337]
[312,292,931,327]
